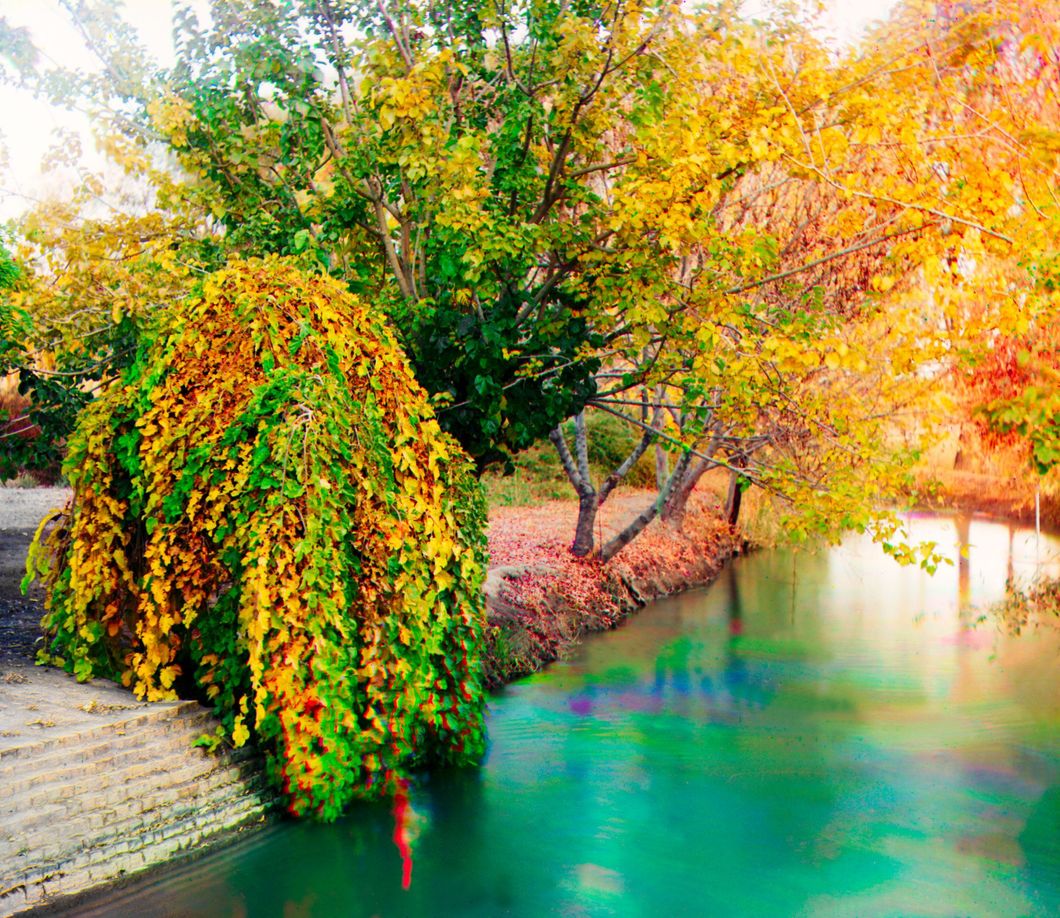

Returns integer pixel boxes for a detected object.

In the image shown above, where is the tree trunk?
[571,490,599,557]
[953,425,970,471]
[661,454,715,524]
[549,418,599,557]
[719,450,748,527]
[655,442,668,491]
[725,469,744,527]
[601,451,692,561]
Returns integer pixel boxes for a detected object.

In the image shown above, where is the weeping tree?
[27,257,488,819]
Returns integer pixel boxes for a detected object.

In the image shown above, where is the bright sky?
[0,0,179,218]
[0,0,899,220]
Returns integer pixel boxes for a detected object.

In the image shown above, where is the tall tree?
[7,0,1052,560]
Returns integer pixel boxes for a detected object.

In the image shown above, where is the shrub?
[29,257,488,818]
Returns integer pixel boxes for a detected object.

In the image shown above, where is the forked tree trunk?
[550,408,662,559]
[550,417,599,557]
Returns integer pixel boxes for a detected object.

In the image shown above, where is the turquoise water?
[75,514,1059,916]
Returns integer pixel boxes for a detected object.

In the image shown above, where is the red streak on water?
[391,776,413,890]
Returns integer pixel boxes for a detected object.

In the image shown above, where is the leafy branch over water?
[993,576,1060,636]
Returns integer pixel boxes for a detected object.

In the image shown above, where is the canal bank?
[483,490,740,686]
[0,486,738,915]
[0,488,279,916]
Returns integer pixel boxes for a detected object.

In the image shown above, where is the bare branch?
[549,424,591,495]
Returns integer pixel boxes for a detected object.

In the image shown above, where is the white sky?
[0,0,899,220]
[0,0,181,217]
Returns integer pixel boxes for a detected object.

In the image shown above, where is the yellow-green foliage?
[31,257,488,818]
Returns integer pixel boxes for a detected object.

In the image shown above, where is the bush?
[993,575,1060,635]
[29,257,489,818]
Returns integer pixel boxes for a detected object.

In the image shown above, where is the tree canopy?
[4,0,1060,551]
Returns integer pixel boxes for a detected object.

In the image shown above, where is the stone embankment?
[0,669,275,916]
[0,489,275,916]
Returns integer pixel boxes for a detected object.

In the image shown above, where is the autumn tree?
[952,1,1060,487]
[6,0,1047,562]
[0,159,213,477]
[28,258,489,818]
[542,5,963,558]
[114,0,644,464]
[848,0,1060,490]
[668,0,1060,551]
[4,1,826,522]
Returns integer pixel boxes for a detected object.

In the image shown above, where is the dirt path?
[0,488,70,664]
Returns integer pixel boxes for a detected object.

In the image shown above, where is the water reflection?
[71,515,1059,917]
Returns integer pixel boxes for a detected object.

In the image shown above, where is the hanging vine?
[28,257,488,819]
